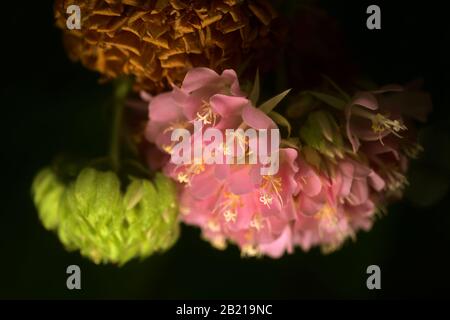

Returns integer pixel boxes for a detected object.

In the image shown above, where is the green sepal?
[300,110,344,159]
[307,91,347,110]
[259,89,291,114]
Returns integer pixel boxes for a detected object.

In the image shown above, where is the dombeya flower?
[141,67,431,258]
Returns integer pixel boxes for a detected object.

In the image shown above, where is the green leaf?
[308,91,347,110]
[310,111,340,143]
[269,111,291,137]
[300,111,344,159]
[300,120,322,150]
[281,138,300,150]
[237,56,252,77]
[259,89,291,114]
[285,93,315,119]
[303,146,323,170]
[321,74,351,100]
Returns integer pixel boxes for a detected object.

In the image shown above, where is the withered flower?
[55,0,278,92]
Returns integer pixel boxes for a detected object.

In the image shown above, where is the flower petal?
[351,92,379,110]
[210,94,249,117]
[242,105,276,130]
[181,67,221,93]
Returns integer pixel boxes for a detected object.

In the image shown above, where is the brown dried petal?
[54,0,278,93]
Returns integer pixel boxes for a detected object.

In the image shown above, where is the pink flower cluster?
[345,84,431,194]
[144,67,430,257]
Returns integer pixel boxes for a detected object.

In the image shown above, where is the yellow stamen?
[210,237,227,250]
[259,192,273,207]
[177,173,189,183]
[250,214,263,231]
[195,100,217,126]
[260,175,283,207]
[241,244,260,257]
[223,210,237,223]
[207,220,221,232]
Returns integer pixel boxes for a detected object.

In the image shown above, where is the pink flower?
[144,67,299,257]
[345,85,431,152]
[293,157,385,252]
[146,68,248,149]
[142,67,417,258]
[345,85,431,193]
[179,148,298,258]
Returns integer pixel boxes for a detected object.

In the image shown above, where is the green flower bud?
[32,167,179,265]
[32,168,66,230]
[300,110,345,159]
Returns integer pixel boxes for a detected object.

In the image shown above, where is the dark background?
[1,1,449,299]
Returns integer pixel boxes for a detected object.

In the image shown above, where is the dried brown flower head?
[54,0,278,92]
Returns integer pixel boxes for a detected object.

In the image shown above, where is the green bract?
[32,167,179,265]
[300,110,345,159]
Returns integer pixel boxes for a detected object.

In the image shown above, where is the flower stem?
[110,78,132,172]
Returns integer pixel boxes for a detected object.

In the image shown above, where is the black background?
[0,0,449,299]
